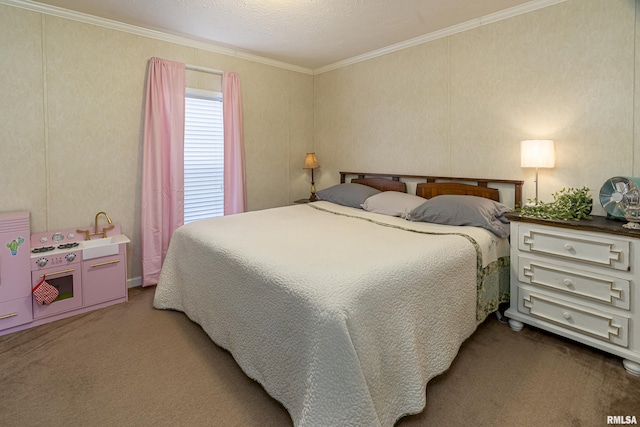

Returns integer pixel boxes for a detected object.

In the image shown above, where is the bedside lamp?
[521,140,555,202]
[303,153,320,202]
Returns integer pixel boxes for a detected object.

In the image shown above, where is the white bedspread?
[153,201,509,426]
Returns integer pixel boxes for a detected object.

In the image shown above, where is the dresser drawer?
[518,226,629,271]
[517,288,629,347]
[518,256,630,310]
[0,297,33,331]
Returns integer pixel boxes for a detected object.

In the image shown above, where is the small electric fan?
[599,176,640,219]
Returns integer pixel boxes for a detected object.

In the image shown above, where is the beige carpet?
[1,286,638,427]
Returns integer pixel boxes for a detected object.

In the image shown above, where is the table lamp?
[521,140,555,202]
[303,153,320,201]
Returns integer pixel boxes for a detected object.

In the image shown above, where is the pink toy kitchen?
[0,210,130,336]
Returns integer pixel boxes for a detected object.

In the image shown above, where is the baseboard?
[127,276,142,288]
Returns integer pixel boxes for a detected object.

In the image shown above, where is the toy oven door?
[31,265,82,319]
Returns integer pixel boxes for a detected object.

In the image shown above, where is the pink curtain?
[141,57,186,287]
[223,72,247,214]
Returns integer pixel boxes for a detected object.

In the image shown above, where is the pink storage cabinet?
[0,211,32,331]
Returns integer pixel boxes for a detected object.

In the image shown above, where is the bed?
[153,172,523,426]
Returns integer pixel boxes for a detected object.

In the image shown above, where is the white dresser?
[505,213,640,375]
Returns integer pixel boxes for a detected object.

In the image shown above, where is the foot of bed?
[508,319,524,332]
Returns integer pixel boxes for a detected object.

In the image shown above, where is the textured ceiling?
[31,0,542,70]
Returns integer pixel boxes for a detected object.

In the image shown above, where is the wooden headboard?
[351,177,407,192]
[340,172,524,207]
[415,182,500,201]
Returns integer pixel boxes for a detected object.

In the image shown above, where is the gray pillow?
[407,195,511,237]
[361,191,426,218]
[316,183,381,208]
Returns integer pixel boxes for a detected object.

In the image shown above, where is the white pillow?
[361,191,426,218]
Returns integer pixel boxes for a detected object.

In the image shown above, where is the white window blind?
[184,89,224,224]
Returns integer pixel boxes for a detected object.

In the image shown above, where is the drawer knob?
[562,312,572,320]
[563,278,573,287]
[564,244,574,251]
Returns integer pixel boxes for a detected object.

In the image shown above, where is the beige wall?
[0,4,314,282]
[3,0,640,283]
[314,0,637,215]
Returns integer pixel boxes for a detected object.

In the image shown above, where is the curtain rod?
[185,63,223,76]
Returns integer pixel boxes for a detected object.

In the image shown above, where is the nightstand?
[504,213,640,376]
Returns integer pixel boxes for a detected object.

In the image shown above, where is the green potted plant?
[520,187,593,221]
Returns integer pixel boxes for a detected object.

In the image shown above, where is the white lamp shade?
[521,140,555,168]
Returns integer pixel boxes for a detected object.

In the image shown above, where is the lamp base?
[309,181,317,202]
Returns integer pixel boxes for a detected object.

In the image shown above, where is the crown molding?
[0,0,314,75]
[313,0,568,75]
[2,0,567,76]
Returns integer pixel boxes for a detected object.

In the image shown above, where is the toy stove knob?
[65,253,76,262]
[36,258,48,267]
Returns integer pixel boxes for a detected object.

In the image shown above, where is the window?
[184,88,224,223]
